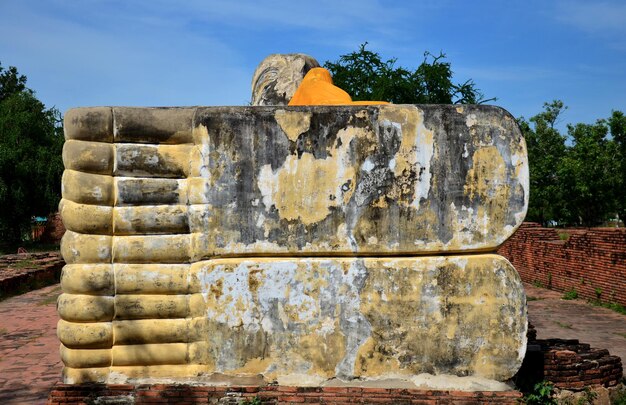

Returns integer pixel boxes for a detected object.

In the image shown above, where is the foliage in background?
[324,43,495,105]
[523,380,558,405]
[520,101,624,227]
[0,62,63,245]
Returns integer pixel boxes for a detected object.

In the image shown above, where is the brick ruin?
[499,222,626,306]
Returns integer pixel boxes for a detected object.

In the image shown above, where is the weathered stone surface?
[59,199,113,235]
[112,343,189,366]
[62,170,114,206]
[113,205,189,235]
[64,107,113,142]
[113,264,192,294]
[192,104,527,256]
[60,264,114,295]
[62,140,114,175]
[58,293,115,322]
[57,320,113,348]
[114,144,192,178]
[113,107,194,144]
[60,231,111,264]
[115,178,188,206]
[62,367,110,384]
[58,104,529,387]
[112,234,191,263]
[112,318,197,344]
[193,254,526,383]
[251,54,320,106]
[113,294,190,319]
[60,346,112,368]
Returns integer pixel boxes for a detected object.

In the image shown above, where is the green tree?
[0,62,63,244]
[608,110,626,223]
[560,117,621,226]
[324,43,494,104]
[522,100,624,227]
[519,101,568,226]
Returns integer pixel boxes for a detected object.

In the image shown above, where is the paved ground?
[525,282,626,370]
[0,283,625,404]
[0,284,62,404]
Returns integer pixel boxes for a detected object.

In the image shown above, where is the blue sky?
[1,0,625,133]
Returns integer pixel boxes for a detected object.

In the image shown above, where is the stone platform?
[47,383,523,404]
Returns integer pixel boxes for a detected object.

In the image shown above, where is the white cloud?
[555,1,626,36]
[455,66,559,82]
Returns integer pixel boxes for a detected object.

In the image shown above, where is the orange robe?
[288,67,389,106]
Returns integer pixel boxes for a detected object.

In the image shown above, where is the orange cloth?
[288,67,389,106]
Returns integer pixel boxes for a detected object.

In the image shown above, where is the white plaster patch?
[361,158,375,172]
[466,114,478,127]
[411,373,513,391]
[411,114,435,211]
[144,153,158,165]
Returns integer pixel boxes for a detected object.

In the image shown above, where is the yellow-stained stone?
[114,144,192,178]
[61,231,111,264]
[63,140,114,175]
[62,367,110,384]
[191,104,528,256]
[188,293,208,318]
[113,264,191,294]
[188,341,211,365]
[113,319,194,344]
[112,234,191,263]
[108,365,208,381]
[62,170,114,206]
[58,293,115,322]
[60,345,112,368]
[113,205,188,235]
[59,199,113,235]
[58,104,529,386]
[188,147,204,178]
[186,178,210,205]
[57,319,113,349]
[112,343,188,366]
[113,294,189,319]
[194,255,526,381]
[61,264,114,295]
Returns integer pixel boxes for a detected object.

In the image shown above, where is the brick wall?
[0,252,64,299]
[498,223,626,306]
[47,384,523,404]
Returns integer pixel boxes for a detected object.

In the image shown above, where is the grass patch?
[562,289,579,300]
[0,242,60,255]
[241,397,262,405]
[590,299,626,315]
[0,327,7,336]
[532,280,545,288]
[613,388,626,405]
[527,296,543,301]
[8,259,35,269]
[37,287,61,306]
[558,232,570,241]
[554,320,573,329]
[522,380,558,405]
[614,332,626,339]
